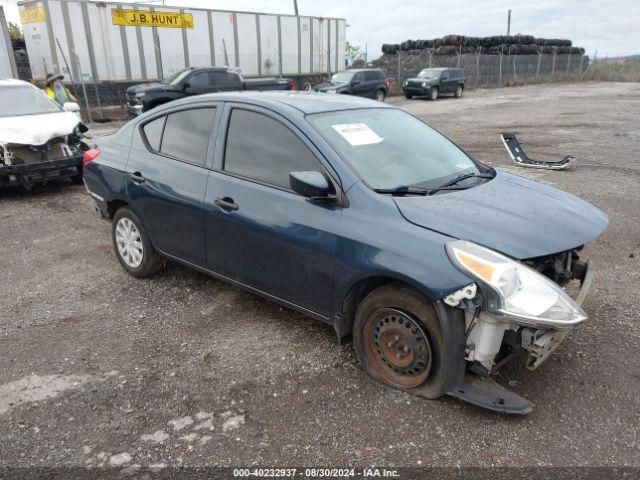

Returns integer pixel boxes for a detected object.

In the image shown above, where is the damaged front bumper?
[0,155,84,189]
[445,261,593,414]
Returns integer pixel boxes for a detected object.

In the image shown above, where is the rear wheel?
[429,87,439,101]
[302,81,313,92]
[454,85,463,98]
[112,207,164,278]
[374,89,386,102]
[353,283,447,398]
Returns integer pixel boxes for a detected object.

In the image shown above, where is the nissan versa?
[83,92,608,414]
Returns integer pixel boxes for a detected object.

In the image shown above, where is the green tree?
[345,41,364,67]
[8,22,22,40]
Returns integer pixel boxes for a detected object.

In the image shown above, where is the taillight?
[384,78,390,87]
[82,149,100,170]
[288,80,296,90]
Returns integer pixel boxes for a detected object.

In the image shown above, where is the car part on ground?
[501,133,573,170]
[83,91,608,414]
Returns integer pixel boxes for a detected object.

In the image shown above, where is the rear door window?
[224,108,319,189]
[142,116,166,151]
[188,71,209,88]
[210,72,239,87]
[158,108,216,165]
[364,71,379,82]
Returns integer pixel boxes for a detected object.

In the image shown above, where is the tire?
[374,89,386,102]
[429,87,439,101]
[404,93,413,99]
[454,85,464,98]
[111,207,164,278]
[353,283,448,399]
[302,81,313,92]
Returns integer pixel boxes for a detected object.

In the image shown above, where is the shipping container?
[17,0,346,84]
[0,6,18,78]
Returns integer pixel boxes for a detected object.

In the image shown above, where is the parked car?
[313,69,389,101]
[0,79,91,189]
[126,66,295,116]
[83,92,607,414]
[402,67,465,100]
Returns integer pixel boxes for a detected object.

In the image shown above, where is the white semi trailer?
[0,6,18,78]
[17,0,346,87]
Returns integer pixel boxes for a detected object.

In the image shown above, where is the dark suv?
[402,68,465,100]
[314,69,389,101]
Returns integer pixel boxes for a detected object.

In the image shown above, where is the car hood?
[126,82,171,94]
[314,82,347,91]
[0,111,80,146]
[393,170,608,259]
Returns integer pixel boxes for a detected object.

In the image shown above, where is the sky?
[2,0,639,58]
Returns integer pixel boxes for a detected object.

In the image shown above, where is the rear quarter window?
[142,116,166,151]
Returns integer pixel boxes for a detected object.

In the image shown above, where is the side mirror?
[351,80,360,86]
[63,101,80,113]
[182,82,191,90]
[289,170,332,199]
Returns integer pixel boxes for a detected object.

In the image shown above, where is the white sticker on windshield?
[331,123,383,146]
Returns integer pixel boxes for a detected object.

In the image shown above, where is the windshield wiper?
[374,186,430,196]
[427,172,493,195]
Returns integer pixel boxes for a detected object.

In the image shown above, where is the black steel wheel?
[363,308,432,388]
[353,283,448,398]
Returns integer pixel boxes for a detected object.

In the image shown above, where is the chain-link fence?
[373,50,640,94]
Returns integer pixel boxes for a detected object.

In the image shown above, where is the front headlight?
[446,240,586,328]
[135,92,147,98]
[404,80,409,86]
[422,81,428,87]
[326,89,337,94]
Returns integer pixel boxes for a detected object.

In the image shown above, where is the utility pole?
[507,9,511,35]
[293,0,299,16]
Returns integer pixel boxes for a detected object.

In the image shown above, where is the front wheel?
[353,283,447,398]
[374,89,386,102]
[112,207,164,278]
[429,87,439,101]
[454,85,464,98]
[404,92,413,99]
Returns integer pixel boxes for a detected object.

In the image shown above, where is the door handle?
[214,197,239,211]
[129,171,146,184]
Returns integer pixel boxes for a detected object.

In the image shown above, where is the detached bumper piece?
[447,373,534,415]
[0,155,83,190]
[501,133,573,170]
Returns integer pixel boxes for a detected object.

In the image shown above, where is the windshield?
[330,71,355,84]
[307,108,479,190]
[167,69,191,85]
[0,85,62,117]
[417,69,442,79]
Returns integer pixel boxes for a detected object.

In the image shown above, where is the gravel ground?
[1,82,639,475]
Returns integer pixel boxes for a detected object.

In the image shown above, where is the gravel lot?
[1,82,639,475]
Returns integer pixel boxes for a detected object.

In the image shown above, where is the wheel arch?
[335,273,438,342]
[336,274,466,392]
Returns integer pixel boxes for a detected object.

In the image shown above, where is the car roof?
[168,91,393,115]
[342,68,382,73]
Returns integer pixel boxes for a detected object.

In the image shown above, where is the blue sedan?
[82,92,607,414]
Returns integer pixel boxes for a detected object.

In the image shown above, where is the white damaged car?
[0,78,91,189]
